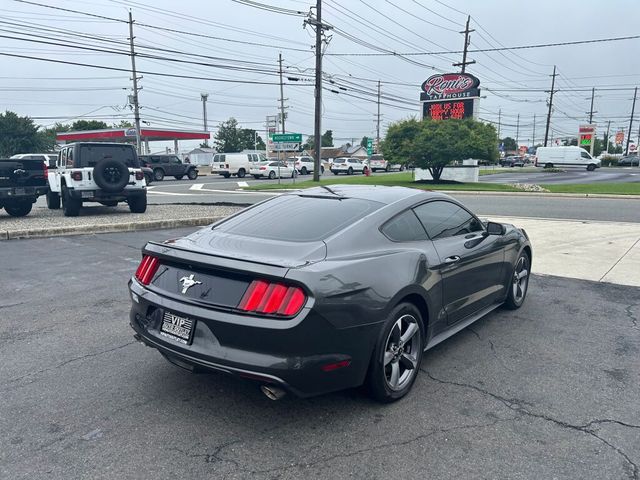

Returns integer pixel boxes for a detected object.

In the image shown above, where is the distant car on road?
[0,156,48,216]
[535,146,600,171]
[287,156,323,175]
[250,161,297,179]
[139,155,198,181]
[500,156,525,167]
[11,153,58,168]
[618,155,639,167]
[331,157,369,175]
[368,154,404,172]
[211,152,264,178]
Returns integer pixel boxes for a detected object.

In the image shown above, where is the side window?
[66,149,74,167]
[381,210,428,242]
[60,149,67,168]
[580,151,590,159]
[172,156,181,164]
[151,156,162,164]
[413,201,482,240]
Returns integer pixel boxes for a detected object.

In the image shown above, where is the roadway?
[481,166,640,185]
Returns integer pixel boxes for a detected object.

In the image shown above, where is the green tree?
[0,111,46,156]
[112,120,133,128]
[239,129,266,151]
[382,118,498,182]
[214,118,265,152]
[322,130,334,147]
[360,136,370,148]
[37,122,70,152]
[500,136,517,151]
[70,120,109,130]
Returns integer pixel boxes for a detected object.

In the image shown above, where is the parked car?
[250,161,297,179]
[47,142,147,216]
[11,153,58,168]
[618,155,639,167]
[535,146,600,171]
[331,157,369,175]
[500,156,525,167]
[211,152,265,178]
[138,155,198,181]
[287,156,323,175]
[0,156,48,217]
[129,185,532,402]
[141,167,153,185]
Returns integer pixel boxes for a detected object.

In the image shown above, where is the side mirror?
[486,221,505,236]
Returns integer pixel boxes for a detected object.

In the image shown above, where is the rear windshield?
[78,145,140,168]
[218,195,383,242]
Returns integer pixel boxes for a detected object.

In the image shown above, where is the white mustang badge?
[179,274,202,294]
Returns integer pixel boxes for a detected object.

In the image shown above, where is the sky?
[1,0,639,153]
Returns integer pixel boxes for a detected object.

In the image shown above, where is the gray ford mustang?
[129,185,532,402]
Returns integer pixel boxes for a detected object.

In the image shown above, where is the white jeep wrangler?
[47,142,147,217]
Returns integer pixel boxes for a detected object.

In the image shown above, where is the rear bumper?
[0,185,48,200]
[68,188,146,201]
[128,279,377,397]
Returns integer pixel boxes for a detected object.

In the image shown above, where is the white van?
[535,146,601,171]
[210,152,266,178]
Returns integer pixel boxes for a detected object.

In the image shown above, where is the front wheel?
[4,201,33,217]
[320,166,325,175]
[367,303,424,403]
[586,164,596,171]
[300,167,308,175]
[504,251,530,310]
[347,167,353,175]
[187,169,198,180]
[237,169,246,178]
[46,190,60,210]
[153,168,165,181]
[268,171,276,179]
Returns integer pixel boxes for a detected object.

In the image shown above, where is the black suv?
[0,157,48,216]
[138,155,198,181]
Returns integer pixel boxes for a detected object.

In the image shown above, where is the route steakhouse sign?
[420,73,481,121]
[272,133,302,143]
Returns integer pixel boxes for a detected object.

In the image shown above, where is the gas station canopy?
[56,127,210,143]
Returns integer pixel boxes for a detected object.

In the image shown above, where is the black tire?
[544,163,553,169]
[320,166,325,175]
[400,165,405,171]
[187,168,198,180]
[46,190,60,210]
[333,171,339,175]
[300,167,308,175]
[367,302,424,403]
[268,170,276,179]
[222,173,231,178]
[93,159,130,192]
[347,167,353,175]
[504,251,530,310]
[363,166,369,175]
[62,186,81,217]
[587,164,596,171]
[144,174,153,185]
[153,168,165,181]
[237,169,246,178]
[4,201,33,217]
[174,175,184,180]
[128,194,147,214]
[291,170,298,178]
[385,164,390,172]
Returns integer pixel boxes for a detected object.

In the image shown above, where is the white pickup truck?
[47,142,147,217]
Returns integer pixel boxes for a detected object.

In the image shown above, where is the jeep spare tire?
[93,159,129,192]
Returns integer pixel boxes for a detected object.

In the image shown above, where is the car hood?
[169,228,327,268]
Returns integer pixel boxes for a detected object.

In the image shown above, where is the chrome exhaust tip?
[261,385,286,400]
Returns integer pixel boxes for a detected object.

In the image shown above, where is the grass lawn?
[245,171,640,195]
[479,167,539,175]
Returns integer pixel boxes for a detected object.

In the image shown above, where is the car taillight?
[238,280,306,316]
[135,171,144,180]
[71,171,83,181]
[43,163,48,179]
[260,166,266,170]
[135,255,160,285]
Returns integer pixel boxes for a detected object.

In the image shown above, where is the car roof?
[299,184,442,205]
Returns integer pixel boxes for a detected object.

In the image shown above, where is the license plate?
[160,311,195,344]
[81,191,93,198]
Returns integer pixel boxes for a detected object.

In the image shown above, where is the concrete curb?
[2,216,223,240]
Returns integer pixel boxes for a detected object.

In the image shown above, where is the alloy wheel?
[512,256,529,303]
[383,314,421,391]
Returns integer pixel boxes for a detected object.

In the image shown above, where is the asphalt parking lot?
[1,228,639,480]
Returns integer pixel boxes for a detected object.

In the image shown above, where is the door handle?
[444,255,460,264]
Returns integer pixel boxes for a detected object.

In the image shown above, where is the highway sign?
[274,142,300,151]
[367,138,373,155]
[272,133,302,143]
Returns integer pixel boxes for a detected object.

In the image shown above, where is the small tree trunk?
[429,166,444,182]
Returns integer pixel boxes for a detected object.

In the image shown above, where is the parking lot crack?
[423,370,638,480]
[2,341,136,389]
[171,440,242,468]
[625,304,639,330]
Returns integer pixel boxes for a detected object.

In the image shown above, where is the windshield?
[78,145,140,168]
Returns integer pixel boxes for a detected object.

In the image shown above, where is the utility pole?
[544,65,557,147]
[515,113,520,147]
[497,109,501,139]
[278,53,287,134]
[128,11,142,154]
[605,120,611,154]
[626,86,637,155]
[200,93,209,146]
[532,114,536,146]
[375,80,381,153]
[588,87,596,124]
[453,15,475,73]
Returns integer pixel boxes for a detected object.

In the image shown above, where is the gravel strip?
[0,204,242,240]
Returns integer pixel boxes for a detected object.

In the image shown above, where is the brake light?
[238,280,306,316]
[43,162,48,179]
[135,171,144,181]
[135,255,160,285]
[71,171,83,181]
[260,166,267,170]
